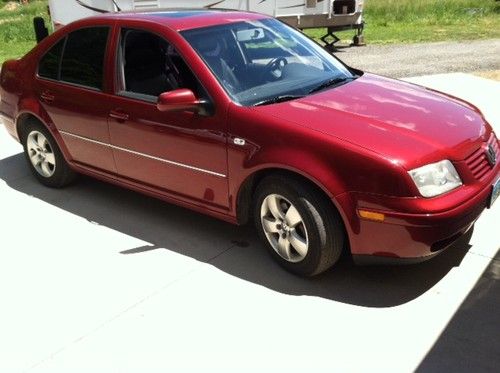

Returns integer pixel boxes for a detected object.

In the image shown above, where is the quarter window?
[60,27,109,89]
[38,38,65,80]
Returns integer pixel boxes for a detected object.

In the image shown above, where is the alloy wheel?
[26,131,56,178]
[260,193,309,262]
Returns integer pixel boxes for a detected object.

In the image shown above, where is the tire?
[21,119,76,188]
[253,175,345,276]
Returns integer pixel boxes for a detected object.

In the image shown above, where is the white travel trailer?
[45,0,365,48]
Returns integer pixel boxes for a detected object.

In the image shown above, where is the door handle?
[40,91,55,104]
[109,110,129,122]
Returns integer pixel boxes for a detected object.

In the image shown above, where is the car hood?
[252,73,489,170]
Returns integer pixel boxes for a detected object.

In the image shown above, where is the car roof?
[93,8,270,31]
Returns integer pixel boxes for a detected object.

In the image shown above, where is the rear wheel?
[254,175,345,276]
[21,120,76,187]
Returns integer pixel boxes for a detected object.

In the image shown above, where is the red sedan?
[1,10,499,276]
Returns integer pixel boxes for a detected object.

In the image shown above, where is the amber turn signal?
[358,209,385,222]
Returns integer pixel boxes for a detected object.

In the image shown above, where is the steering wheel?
[261,57,288,82]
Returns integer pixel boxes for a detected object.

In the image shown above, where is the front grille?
[465,132,499,180]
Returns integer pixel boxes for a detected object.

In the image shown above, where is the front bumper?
[352,224,475,265]
[335,165,499,263]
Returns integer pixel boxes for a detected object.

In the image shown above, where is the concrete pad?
[0,73,498,373]
[405,73,500,130]
[26,243,498,373]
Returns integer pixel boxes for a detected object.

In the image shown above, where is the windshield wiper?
[308,77,355,94]
[253,95,304,107]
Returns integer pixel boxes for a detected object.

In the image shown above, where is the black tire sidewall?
[254,177,342,276]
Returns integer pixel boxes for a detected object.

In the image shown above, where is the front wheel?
[254,175,345,276]
[21,119,76,187]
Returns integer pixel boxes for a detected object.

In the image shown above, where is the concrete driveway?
[0,73,498,372]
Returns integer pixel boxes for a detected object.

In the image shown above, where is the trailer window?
[38,38,65,81]
[60,27,109,90]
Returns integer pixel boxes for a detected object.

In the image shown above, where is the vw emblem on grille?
[486,144,496,166]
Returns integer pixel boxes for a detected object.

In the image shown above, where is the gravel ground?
[334,39,500,78]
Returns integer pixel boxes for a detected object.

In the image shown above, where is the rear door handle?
[109,110,129,122]
[40,91,55,104]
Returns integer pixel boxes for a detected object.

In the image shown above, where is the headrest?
[197,37,221,55]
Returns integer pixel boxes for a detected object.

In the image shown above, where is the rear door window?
[38,38,65,80]
[60,27,109,89]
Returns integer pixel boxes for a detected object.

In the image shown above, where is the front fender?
[235,146,345,199]
[227,105,413,223]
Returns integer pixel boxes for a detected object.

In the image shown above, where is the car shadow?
[416,250,500,372]
[0,153,473,308]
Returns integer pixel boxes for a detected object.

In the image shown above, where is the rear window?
[38,38,65,80]
[60,27,109,89]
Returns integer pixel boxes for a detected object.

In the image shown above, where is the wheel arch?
[15,96,55,140]
[235,167,351,250]
[16,111,48,140]
[15,103,72,164]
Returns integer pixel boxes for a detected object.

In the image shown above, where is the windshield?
[181,18,356,106]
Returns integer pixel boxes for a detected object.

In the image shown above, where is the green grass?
[306,0,500,44]
[0,1,51,63]
[0,0,499,64]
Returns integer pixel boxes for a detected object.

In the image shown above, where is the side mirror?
[157,89,204,114]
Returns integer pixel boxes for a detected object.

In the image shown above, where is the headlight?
[408,160,462,197]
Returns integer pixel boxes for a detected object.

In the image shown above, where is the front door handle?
[40,91,55,104]
[109,109,129,122]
